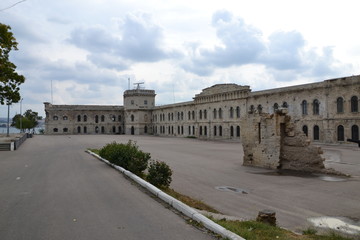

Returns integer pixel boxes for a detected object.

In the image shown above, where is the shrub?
[99,140,150,176]
[146,160,172,188]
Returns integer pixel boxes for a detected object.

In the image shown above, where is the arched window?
[131,115,134,122]
[282,102,288,108]
[199,126,203,135]
[204,126,207,136]
[77,115,81,122]
[199,110,202,120]
[313,99,320,115]
[171,113,174,121]
[352,125,359,140]
[118,126,122,134]
[131,126,135,135]
[337,125,345,141]
[83,126,87,134]
[204,110,207,119]
[77,126,81,133]
[118,115,122,122]
[313,125,320,140]
[213,108,217,119]
[95,115,99,123]
[229,107,234,118]
[181,126,184,135]
[63,128,68,133]
[144,126,148,134]
[230,126,234,137]
[111,115,116,121]
[236,126,240,137]
[53,128,58,132]
[273,103,279,112]
[302,125,308,137]
[63,116,68,120]
[95,126,99,133]
[192,126,195,135]
[214,126,217,136]
[249,105,255,113]
[177,126,180,134]
[192,111,195,120]
[188,126,191,135]
[112,126,116,133]
[236,106,240,118]
[83,115,87,122]
[257,105,262,113]
[101,115,105,122]
[219,126,222,136]
[188,111,191,120]
[181,112,184,120]
[219,108,223,119]
[177,112,180,120]
[337,97,344,113]
[351,96,358,112]
[101,126,105,134]
[53,116,58,120]
[301,100,307,115]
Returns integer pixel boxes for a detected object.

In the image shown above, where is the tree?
[0,23,25,105]
[11,109,40,132]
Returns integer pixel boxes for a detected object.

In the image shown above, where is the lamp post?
[6,102,11,137]
[20,98,23,133]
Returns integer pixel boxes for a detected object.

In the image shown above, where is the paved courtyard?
[2,134,360,235]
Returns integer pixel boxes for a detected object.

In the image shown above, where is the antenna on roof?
[134,82,144,90]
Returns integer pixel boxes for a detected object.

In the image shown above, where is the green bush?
[99,141,150,176]
[146,160,172,188]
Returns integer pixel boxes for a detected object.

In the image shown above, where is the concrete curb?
[86,150,246,240]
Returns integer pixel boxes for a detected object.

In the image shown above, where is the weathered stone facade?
[44,75,360,144]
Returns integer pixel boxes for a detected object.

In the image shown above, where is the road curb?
[86,150,246,240]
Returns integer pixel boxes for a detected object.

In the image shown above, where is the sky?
[1,0,359,118]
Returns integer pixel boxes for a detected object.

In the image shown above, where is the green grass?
[88,148,100,154]
[212,218,354,240]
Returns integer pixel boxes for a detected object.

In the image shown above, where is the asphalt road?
[0,135,214,240]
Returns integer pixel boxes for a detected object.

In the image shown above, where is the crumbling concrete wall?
[241,109,336,174]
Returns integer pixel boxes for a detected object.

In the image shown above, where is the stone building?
[44,75,360,144]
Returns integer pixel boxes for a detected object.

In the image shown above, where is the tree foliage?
[146,160,172,188]
[0,23,25,105]
[11,109,40,132]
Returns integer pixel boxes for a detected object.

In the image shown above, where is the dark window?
[282,102,288,108]
[192,111,195,120]
[213,109,217,119]
[177,126,180,134]
[313,99,320,115]
[144,100,148,105]
[63,116,68,120]
[188,111,191,120]
[204,126,207,136]
[118,126,122,134]
[352,125,359,140]
[131,115,134,122]
[111,115,116,121]
[112,126,116,133]
[83,126,87,134]
[118,115,122,122]
[95,126,99,133]
[53,116,58,120]
[177,112,180,120]
[257,105,262,113]
[337,125,344,141]
[301,100,307,115]
[214,126,217,136]
[249,105,255,113]
[230,126,234,137]
[219,108,222,119]
[101,115,105,122]
[229,107,234,118]
[302,125,308,136]
[188,126,191,135]
[144,126,148,134]
[192,126,195,135]
[236,107,240,118]
[351,96,358,112]
[63,128,68,133]
[313,125,320,140]
[219,126,222,136]
[236,126,240,137]
[199,126,203,135]
[274,103,279,111]
[181,112,184,120]
[204,110,207,119]
[53,128,58,132]
[83,115,87,122]
[337,97,344,113]
[181,126,184,135]
[199,110,202,120]
[101,126,105,134]
[95,115,99,123]
[131,126,134,135]
[77,126,81,133]
[77,115,81,122]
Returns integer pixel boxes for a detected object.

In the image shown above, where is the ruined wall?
[241,109,336,174]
